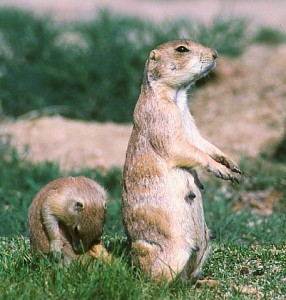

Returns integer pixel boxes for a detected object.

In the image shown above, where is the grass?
[1,237,285,299]
[272,123,286,163]
[0,8,284,124]
[0,8,249,122]
[0,140,123,237]
[0,142,285,299]
[0,7,286,298]
[194,17,249,57]
[254,26,286,45]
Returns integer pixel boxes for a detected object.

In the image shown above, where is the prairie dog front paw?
[206,159,239,184]
[50,239,63,257]
[212,154,243,175]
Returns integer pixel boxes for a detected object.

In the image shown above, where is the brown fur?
[122,40,242,282]
[28,176,110,264]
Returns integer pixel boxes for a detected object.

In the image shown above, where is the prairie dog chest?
[174,89,195,143]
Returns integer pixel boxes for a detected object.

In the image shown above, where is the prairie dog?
[122,40,242,282]
[28,176,109,264]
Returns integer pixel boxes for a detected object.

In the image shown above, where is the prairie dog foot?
[50,239,63,258]
[206,159,240,184]
[88,244,112,263]
[212,154,243,175]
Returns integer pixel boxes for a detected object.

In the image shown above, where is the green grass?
[272,124,286,163]
[0,8,249,122]
[1,239,285,299]
[0,142,285,298]
[0,8,286,298]
[194,17,249,57]
[254,26,286,45]
[0,8,285,124]
[0,141,123,237]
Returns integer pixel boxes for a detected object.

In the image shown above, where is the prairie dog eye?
[175,46,189,53]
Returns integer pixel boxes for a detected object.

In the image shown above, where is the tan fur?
[28,176,110,264]
[122,40,242,283]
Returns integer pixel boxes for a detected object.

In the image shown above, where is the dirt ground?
[0,1,285,171]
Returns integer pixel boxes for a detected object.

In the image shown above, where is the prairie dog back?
[28,176,108,264]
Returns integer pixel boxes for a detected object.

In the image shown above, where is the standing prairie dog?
[28,176,110,264]
[122,40,242,283]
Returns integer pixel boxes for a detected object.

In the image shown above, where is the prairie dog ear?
[149,50,158,61]
[72,200,84,213]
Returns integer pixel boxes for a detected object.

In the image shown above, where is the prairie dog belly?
[166,168,207,243]
[123,165,209,281]
[124,163,206,251]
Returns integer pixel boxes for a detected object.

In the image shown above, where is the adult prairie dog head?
[28,176,107,261]
[145,40,217,88]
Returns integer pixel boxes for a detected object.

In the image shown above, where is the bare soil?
[1,44,285,171]
[0,1,285,171]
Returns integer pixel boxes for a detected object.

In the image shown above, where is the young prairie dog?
[28,176,110,264]
[122,40,242,283]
